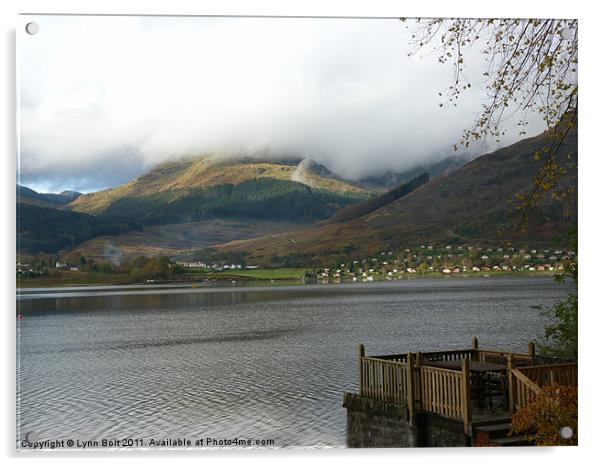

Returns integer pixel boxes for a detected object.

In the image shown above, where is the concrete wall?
[343,393,470,448]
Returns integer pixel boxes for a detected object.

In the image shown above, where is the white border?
[2,1,599,465]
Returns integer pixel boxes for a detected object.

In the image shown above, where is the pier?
[343,337,577,447]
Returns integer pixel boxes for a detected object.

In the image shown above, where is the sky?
[17,15,548,193]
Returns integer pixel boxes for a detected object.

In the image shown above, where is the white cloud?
[18,15,547,192]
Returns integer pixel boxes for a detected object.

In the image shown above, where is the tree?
[511,254,525,270]
[131,255,147,269]
[405,18,578,359]
[537,229,577,359]
[403,18,577,225]
[98,262,114,274]
[404,18,577,144]
[129,267,144,282]
[511,385,577,446]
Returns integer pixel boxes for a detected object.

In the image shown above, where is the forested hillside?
[17,204,143,254]
[330,173,429,223]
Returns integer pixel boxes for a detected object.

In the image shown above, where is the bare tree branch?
[402,18,578,234]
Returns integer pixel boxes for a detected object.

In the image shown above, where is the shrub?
[510,385,577,446]
[537,228,577,359]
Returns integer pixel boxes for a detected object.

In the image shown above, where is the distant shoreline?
[17,269,556,290]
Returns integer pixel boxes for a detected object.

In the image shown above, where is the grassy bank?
[213,268,308,280]
[17,268,310,288]
[17,268,554,289]
[17,271,134,288]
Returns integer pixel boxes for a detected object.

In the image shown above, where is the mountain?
[356,155,470,190]
[330,173,429,223]
[206,121,577,266]
[61,219,304,262]
[65,155,372,224]
[17,186,143,255]
[17,185,81,208]
[17,203,143,254]
[64,174,428,261]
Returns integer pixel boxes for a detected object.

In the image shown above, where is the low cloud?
[18,16,546,192]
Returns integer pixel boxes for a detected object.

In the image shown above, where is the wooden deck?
[356,337,577,435]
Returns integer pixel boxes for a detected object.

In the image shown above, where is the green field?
[16,268,309,288]
[214,268,309,280]
[17,271,133,288]
[17,267,551,289]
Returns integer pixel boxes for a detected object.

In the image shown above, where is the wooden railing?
[519,363,578,388]
[358,345,472,434]
[510,368,543,411]
[371,339,535,367]
[357,338,576,434]
[369,353,408,363]
[419,349,477,363]
[359,355,408,405]
[477,349,533,366]
[418,338,535,366]
[508,361,577,412]
[419,361,471,433]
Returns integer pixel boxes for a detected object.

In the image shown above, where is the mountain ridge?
[66,155,370,216]
[205,123,577,266]
[17,185,82,208]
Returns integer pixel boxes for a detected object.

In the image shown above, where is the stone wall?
[415,412,471,447]
[343,392,470,448]
[342,392,416,447]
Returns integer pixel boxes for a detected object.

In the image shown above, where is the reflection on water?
[17,276,570,448]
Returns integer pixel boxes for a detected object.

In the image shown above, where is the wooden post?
[472,336,479,361]
[461,357,472,435]
[407,352,415,424]
[358,344,365,397]
[415,351,422,409]
[507,354,514,413]
[528,341,535,363]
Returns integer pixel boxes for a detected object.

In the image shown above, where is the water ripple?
[17,277,570,448]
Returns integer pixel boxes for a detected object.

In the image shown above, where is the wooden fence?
[419,349,476,363]
[357,339,577,435]
[358,345,471,433]
[507,360,577,412]
[419,361,471,433]
[359,355,409,406]
[369,353,408,363]
[477,350,534,366]
[510,368,543,411]
[519,363,578,388]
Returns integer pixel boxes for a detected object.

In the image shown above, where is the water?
[16,276,571,449]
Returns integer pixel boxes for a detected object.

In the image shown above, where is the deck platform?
[344,337,577,447]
